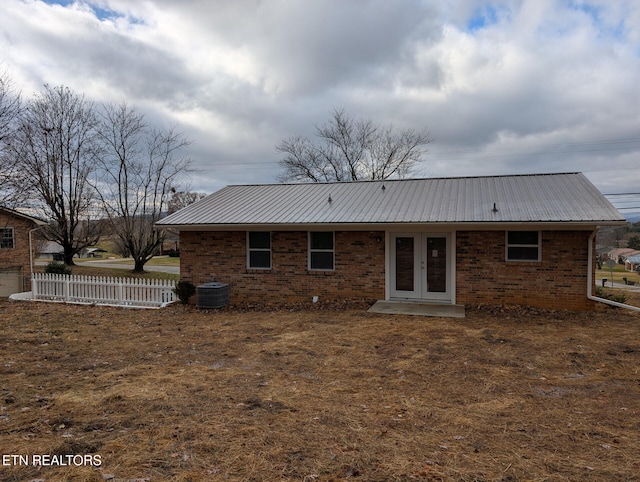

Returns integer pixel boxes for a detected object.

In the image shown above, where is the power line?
[188,135,640,172]
[602,193,640,214]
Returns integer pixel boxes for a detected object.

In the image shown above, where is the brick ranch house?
[156,172,625,311]
[0,206,47,297]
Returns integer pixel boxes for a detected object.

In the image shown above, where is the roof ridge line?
[226,172,583,188]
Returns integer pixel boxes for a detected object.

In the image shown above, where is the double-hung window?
[506,231,541,261]
[247,232,271,269]
[0,228,14,249]
[309,232,334,270]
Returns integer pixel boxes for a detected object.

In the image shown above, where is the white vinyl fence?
[31,273,176,308]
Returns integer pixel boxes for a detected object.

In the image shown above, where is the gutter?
[587,229,640,312]
[155,221,627,232]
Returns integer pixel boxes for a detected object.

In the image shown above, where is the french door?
[390,233,451,302]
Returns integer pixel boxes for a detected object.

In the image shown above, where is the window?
[309,231,334,270]
[247,232,271,269]
[0,228,14,249]
[506,231,540,261]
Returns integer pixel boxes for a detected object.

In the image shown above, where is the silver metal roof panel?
[157,172,625,227]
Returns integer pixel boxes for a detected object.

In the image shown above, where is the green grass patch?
[144,256,180,266]
[73,255,179,267]
[36,264,178,281]
[596,267,640,285]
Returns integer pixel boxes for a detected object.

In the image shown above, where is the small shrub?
[45,261,72,276]
[168,249,180,258]
[595,286,627,304]
[173,280,196,304]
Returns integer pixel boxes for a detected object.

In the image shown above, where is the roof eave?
[156,219,627,231]
[0,206,48,226]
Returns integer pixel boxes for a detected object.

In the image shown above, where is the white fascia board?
[158,221,623,232]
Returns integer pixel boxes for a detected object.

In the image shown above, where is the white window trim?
[246,231,271,270]
[0,227,14,249]
[505,230,541,262]
[308,231,335,271]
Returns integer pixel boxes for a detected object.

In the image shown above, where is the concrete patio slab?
[368,300,465,318]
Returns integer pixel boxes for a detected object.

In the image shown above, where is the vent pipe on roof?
[328,195,332,203]
[382,184,386,191]
[492,203,498,212]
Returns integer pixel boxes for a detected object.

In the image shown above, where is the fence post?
[64,275,70,301]
[117,278,124,305]
[32,274,38,299]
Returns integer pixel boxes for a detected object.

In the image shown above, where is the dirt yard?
[1,298,639,481]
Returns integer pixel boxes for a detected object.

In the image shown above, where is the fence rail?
[31,273,176,308]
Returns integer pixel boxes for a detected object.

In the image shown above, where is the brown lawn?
[0,299,639,481]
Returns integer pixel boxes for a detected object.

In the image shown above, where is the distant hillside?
[625,212,640,222]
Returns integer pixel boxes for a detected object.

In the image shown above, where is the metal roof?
[156,172,625,227]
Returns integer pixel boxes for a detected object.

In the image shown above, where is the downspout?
[29,225,47,294]
[587,229,640,312]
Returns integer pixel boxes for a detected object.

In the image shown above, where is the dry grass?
[1,299,640,481]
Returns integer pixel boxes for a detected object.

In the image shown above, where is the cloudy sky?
[2,0,639,211]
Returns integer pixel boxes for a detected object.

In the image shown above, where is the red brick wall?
[0,212,37,292]
[180,231,385,304]
[180,228,596,310]
[456,230,595,310]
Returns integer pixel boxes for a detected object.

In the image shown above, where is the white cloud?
[1,0,639,198]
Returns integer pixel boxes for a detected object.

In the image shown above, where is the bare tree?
[96,103,191,272]
[627,234,640,250]
[10,85,101,264]
[277,108,433,182]
[167,188,206,215]
[0,71,21,145]
[0,70,24,206]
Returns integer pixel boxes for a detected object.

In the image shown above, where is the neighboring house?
[0,207,47,297]
[625,255,640,272]
[607,248,640,264]
[156,172,625,311]
[79,247,108,258]
[38,240,65,260]
[38,243,107,260]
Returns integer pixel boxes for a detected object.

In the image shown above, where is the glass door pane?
[426,236,447,293]
[395,236,415,292]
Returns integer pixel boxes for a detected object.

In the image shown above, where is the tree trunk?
[63,246,76,266]
[133,258,146,272]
